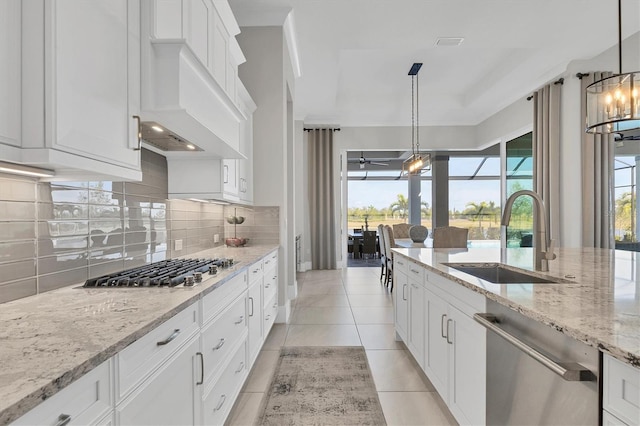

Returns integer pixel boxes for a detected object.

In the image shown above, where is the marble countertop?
[391,246,640,368]
[0,244,278,425]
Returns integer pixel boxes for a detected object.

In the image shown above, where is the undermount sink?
[443,263,573,284]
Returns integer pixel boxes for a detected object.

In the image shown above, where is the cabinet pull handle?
[132,115,142,151]
[402,284,407,301]
[249,297,254,316]
[446,319,453,344]
[213,338,225,350]
[196,352,204,385]
[411,269,420,275]
[265,315,271,321]
[157,329,180,346]
[265,260,270,264]
[265,284,270,288]
[234,316,244,325]
[235,362,244,373]
[223,164,229,183]
[55,414,71,426]
[213,394,227,412]
[441,314,447,338]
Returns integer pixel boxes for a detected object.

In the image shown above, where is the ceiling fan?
[349,152,389,169]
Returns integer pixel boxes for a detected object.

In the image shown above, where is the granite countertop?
[0,244,278,425]
[391,246,640,368]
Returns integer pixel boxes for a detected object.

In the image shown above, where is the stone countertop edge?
[391,247,640,369]
[0,244,279,425]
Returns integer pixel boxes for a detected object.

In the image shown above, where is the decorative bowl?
[225,237,248,247]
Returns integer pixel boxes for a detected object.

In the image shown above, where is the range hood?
[140,40,247,159]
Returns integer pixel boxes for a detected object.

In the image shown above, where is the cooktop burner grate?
[83,258,235,288]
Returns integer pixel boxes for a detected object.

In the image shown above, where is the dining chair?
[382,225,397,290]
[359,230,378,259]
[377,224,387,283]
[392,223,411,239]
[432,226,469,248]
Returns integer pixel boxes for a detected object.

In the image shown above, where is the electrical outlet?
[174,239,183,251]
[214,234,220,243]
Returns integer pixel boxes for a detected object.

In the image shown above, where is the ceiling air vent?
[436,37,464,47]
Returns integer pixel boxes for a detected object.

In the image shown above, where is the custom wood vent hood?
[139,0,248,160]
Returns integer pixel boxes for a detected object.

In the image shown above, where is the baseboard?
[276,298,291,323]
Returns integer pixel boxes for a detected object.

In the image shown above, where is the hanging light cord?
[618,0,622,74]
[416,71,419,155]
[411,74,415,156]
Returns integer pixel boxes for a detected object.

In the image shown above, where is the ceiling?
[229,0,640,128]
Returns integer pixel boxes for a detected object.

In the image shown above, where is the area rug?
[258,346,387,425]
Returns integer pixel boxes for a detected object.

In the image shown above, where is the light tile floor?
[226,266,458,426]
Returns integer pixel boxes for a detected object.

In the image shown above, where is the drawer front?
[202,293,247,383]
[394,255,408,275]
[264,294,278,332]
[116,302,199,401]
[603,354,640,426]
[263,269,277,305]
[408,261,424,282]
[203,340,248,426]
[202,271,247,325]
[14,359,112,426]
[248,259,263,286]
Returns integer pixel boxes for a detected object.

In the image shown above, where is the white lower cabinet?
[393,257,409,342]
[603,353,640,426]
[247,278,264,365]
[13,359,113,426]
[116,336,201,425]
[394,254,486,426]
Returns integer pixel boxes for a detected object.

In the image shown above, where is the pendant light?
[585,0,640,134]
[403,63,431,175]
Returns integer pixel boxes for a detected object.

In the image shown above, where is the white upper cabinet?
[6,0,143,181]
[140,0,247,158]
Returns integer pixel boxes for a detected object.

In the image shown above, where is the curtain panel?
[307,129,337,269]
[533,84,562,248]
[581,72,615,249]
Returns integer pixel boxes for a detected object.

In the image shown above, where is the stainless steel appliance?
[475,300,599,425]
[83,258,235,288]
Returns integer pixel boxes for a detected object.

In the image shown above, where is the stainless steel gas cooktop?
[83,258,236,288]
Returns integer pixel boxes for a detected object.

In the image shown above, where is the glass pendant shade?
[586,72,640,133]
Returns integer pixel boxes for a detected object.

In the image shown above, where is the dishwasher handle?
[473,313,595,382]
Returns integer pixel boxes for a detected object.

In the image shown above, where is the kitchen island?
[0,244,278,425]
[392,246,639,366]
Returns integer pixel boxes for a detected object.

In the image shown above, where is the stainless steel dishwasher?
[475,300,600,425]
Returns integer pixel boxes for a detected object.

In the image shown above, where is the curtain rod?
[304,128,341,132]
[526,77,565,101]
[576,72,590,80]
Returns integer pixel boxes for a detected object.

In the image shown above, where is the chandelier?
[585,0,640,134]
[403,63,432,175]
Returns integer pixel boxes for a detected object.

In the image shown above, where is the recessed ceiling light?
[186,144,196,150]
[151,125,164,132]
[436,37,464,47]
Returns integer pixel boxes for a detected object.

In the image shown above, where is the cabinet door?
[394,270,409,341]
[0,0,21,149]
[117,337,200,426]
[223,159,239,198]
[408,280,425,367]
[448,304,486,425]
[247,282,263,364]
[49,0,140,169]
[424,289,449,398]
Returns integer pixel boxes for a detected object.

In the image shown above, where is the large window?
[614,155,637,245]
[505,133,533,247]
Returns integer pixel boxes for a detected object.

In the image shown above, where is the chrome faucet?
[502,190,556,271]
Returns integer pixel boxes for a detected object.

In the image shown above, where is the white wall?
[237,26,296,322]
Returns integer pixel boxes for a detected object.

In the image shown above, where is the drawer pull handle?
[234,316,244,325]
[213,338,225,350]
[235,362,244,373]
[265,260,270,264]
[265,284,270,288]
[213,394,227,412]
[411,269,420,275]
[402,284,407,301]
[55,414,71,426]
[441,314,447,339]
[446,319,453,344]
[196,352,204,385]
[157,329,180,346]
[249,297,254,316]
[265,315,270,321]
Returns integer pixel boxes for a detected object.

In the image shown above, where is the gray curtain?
[533,84,561,248]
[308,129,337,269]
[581,72,615,248]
